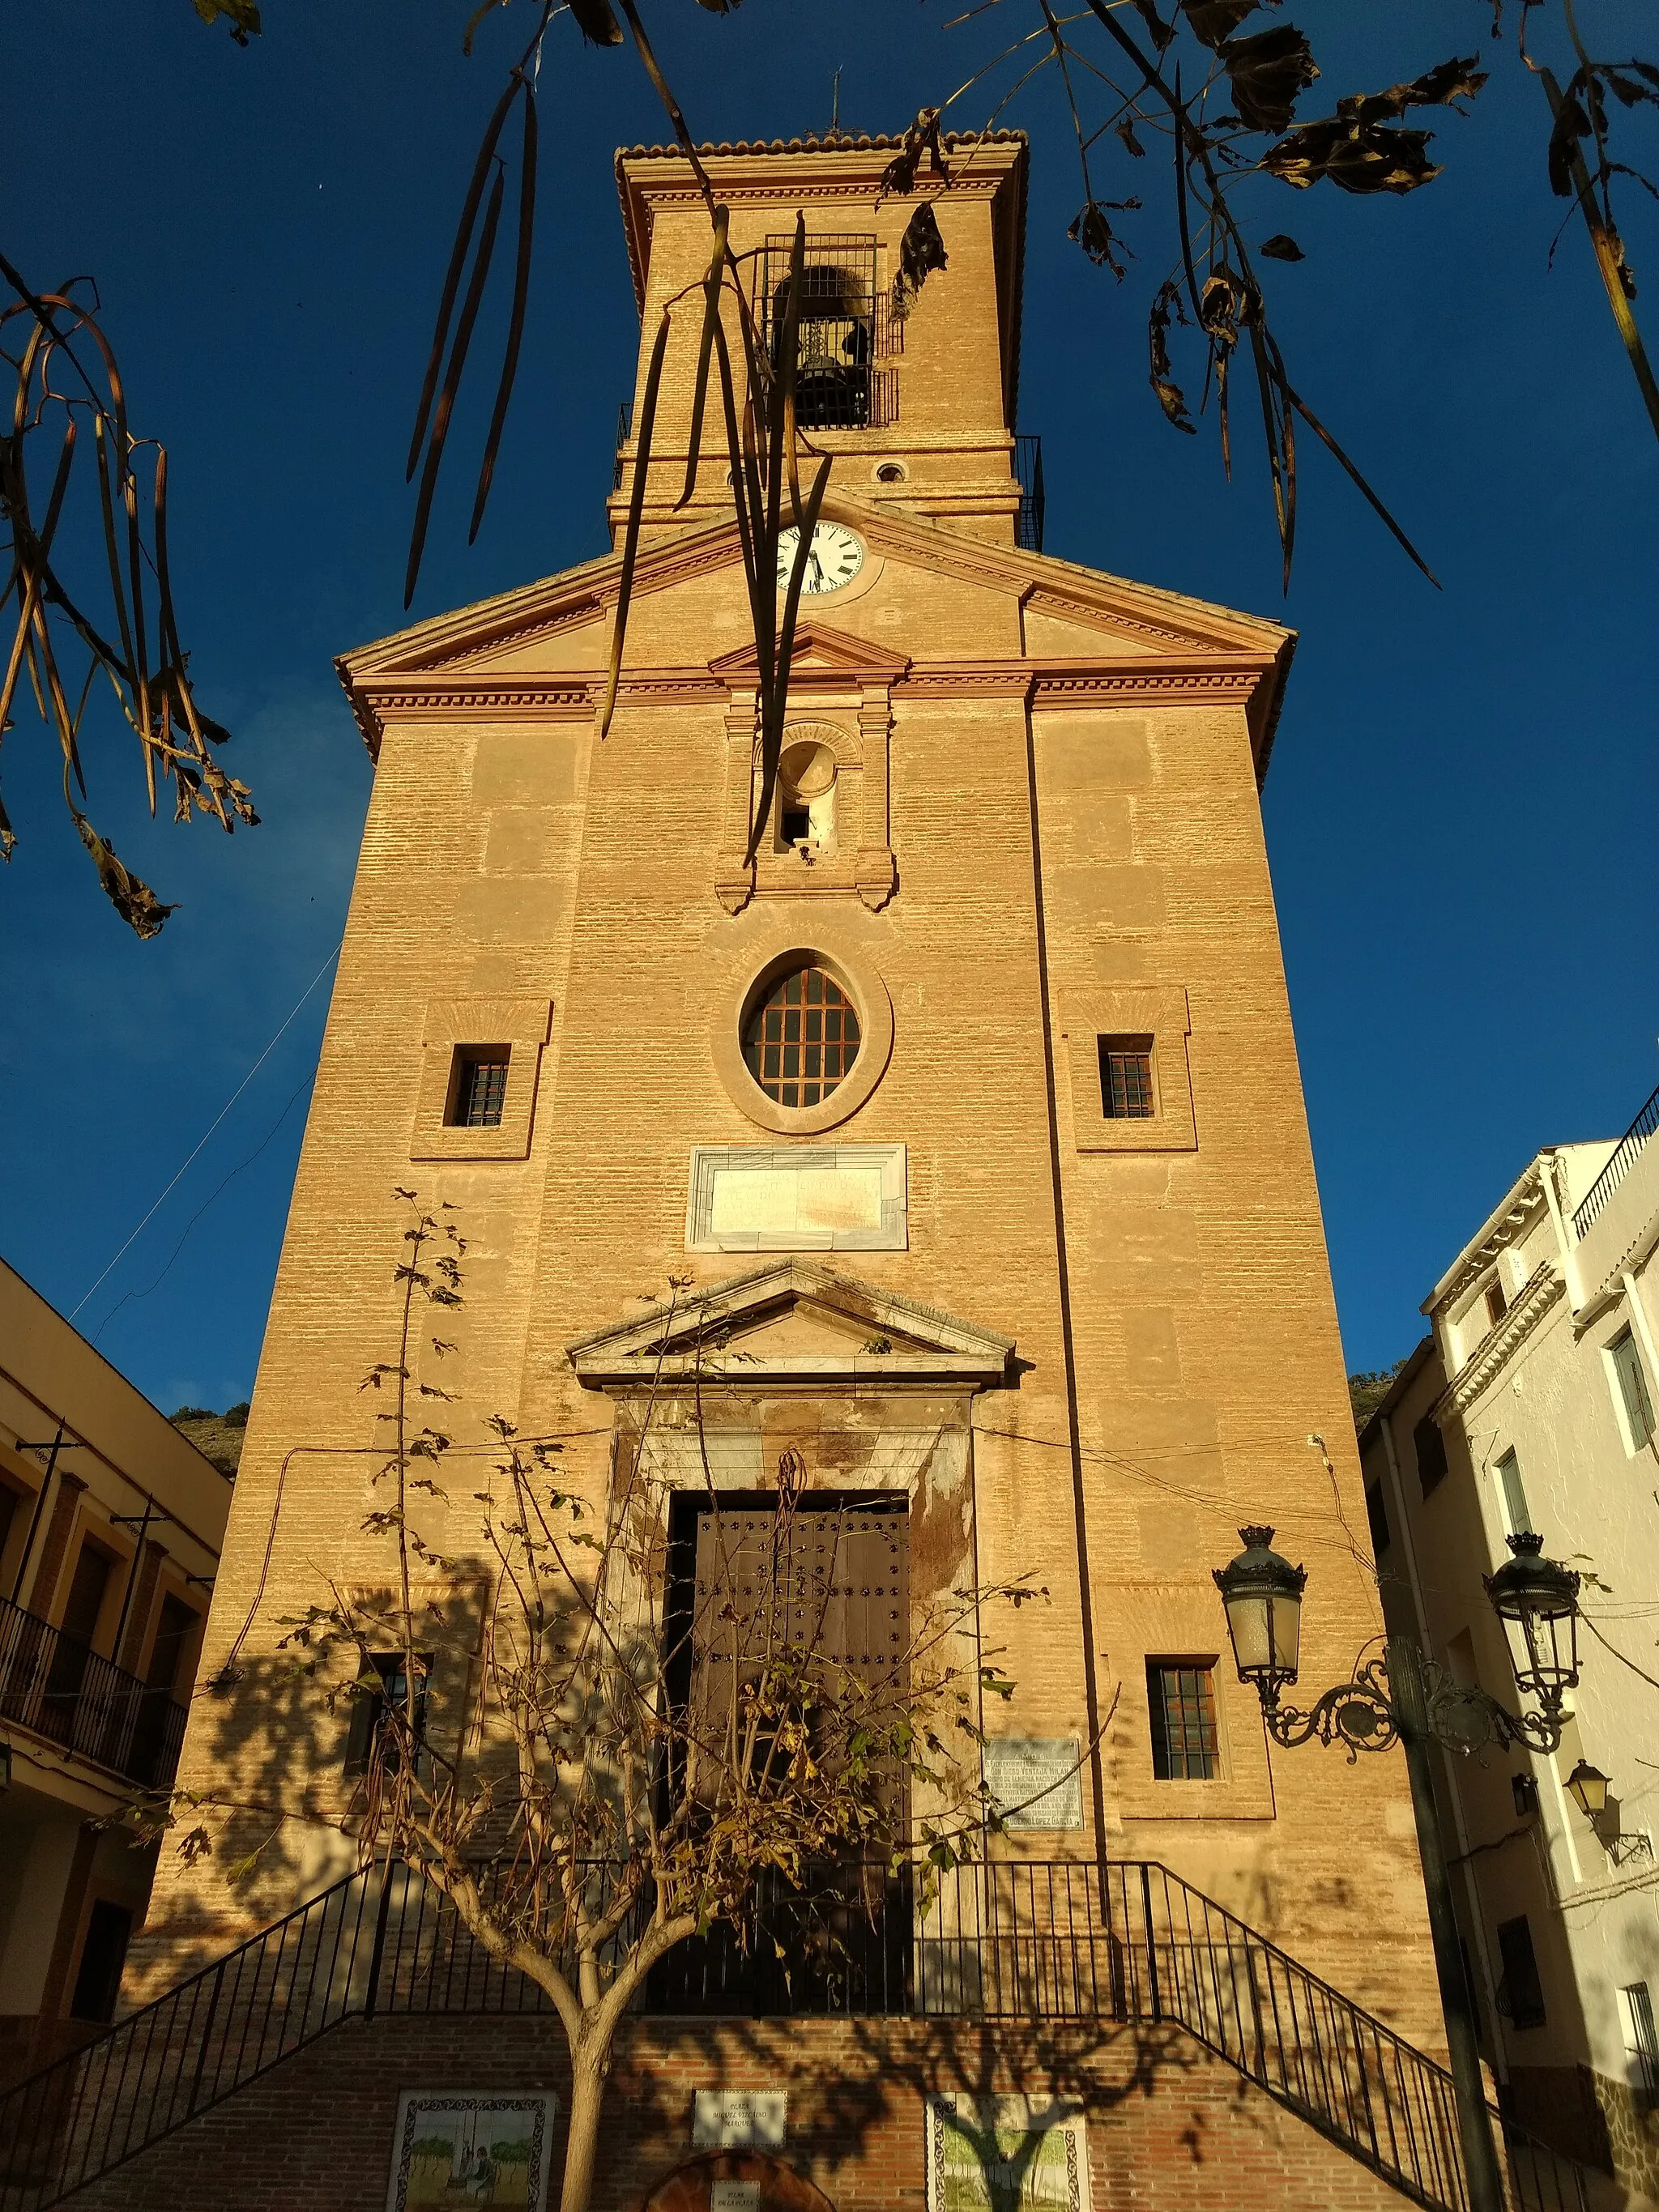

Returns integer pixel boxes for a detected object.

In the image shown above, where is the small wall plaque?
[686,1144,906,1252]
[982,1738,1084,1831]
[693,2091,788,2150]
[710,2185,762,2212]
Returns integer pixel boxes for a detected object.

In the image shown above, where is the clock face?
[777,521,865,595]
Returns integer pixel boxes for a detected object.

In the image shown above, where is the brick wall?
[64,2014,1423,2212]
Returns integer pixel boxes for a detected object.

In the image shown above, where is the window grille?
[1099,1038,1155,1120]
[1623,1982,1659,2098]
[1610,1327,1656,1448]
[1147,1660,1220,1779]
[743,965,860,1109]
[758,235,898,430]
[1495,1448,1533,1536]
[343,1652,430,1775]
[449,1049,510,1128]
[1414,1413,1448,1497]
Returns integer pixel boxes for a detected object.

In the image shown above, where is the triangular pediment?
[707,620,911,688]
[336,491,1294,773]
[566,1260,1014,1389]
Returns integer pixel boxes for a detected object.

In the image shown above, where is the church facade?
[104,132,1459,2212]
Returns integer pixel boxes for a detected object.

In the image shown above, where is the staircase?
[0,1858,1591,2212]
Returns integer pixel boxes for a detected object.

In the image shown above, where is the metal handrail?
[1572,1078,1659,1239]
[0,1596,187,1792]
[0,1859,1589,2212]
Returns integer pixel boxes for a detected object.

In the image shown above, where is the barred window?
[1099,1037,1155,1120]
[1147,1660,1220,1780]
[743,965,860,1109]
[1622,1982,1659,2099]
[448,1047,510,1128]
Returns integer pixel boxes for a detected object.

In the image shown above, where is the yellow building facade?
[100,131,1477,2212]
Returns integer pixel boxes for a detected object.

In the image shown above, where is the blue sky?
[2,0,1654,1413]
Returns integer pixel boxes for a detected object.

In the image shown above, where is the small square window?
[1147,1659,1220,1779]
[1364,1479,1390,1558]
[1485,1278,1508,1328]
[1610,1328,1656,1450]
[1099,1036,1155,1121]
[446,1046,510,1129]
[1414,1413,1448,1498]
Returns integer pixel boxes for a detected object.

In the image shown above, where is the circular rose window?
[741,963,861,1109]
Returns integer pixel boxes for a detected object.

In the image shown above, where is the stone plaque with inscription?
[982,1738,1084,1831]
[710,2185,762,2212]
[693,2091,788,2150]
[686,1144,906,1252]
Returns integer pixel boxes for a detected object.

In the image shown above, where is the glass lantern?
[1213,1525,1307,1703]
[1484,1532,1581,1710]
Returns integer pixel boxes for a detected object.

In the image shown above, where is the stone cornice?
[350,653,1275,741]
[1433,1262,1564,1418]
[338,497,1292,759]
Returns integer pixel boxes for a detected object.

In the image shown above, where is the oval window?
[742,964,861,1109]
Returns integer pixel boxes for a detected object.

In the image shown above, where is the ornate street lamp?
[1564,1760,1610,1819]
[1213,1524,1585,2212]
[1485,1532,1582,1713]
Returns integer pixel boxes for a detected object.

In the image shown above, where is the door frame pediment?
[565,1259,1014,1391]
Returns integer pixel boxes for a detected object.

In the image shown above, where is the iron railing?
[1014,433,1045,552]
[0,1596,187,1792]
[0,1859,1589,2212]
[1572,1078,1659,1239]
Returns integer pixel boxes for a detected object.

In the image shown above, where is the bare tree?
[173,1196,1047,2212]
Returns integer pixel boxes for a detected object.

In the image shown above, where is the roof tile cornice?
[1433,1261,1563,1419]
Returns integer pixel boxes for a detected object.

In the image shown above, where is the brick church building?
[2,133,1511,2212]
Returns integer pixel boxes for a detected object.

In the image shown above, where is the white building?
[1361,1079,1659,2201]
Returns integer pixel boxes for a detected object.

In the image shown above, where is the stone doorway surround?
[640,2150,837,2212]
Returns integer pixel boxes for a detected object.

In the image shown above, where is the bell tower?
[611,132,1032,546]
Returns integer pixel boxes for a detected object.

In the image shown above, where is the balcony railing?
[0,1595,187,1792]
[1572,1078,1659,1240]
[1014,433,1045,552]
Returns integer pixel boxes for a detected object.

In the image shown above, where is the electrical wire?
[69,940,342,1321]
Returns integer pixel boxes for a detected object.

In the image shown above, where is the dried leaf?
[1222,24,1319,136]
[890,203,948,318]
[71,808,177,937]
[1180,0,1259,48]
[1115,115,1147,157]
[405,160,506,606]
[1148,281,1196,433]
[1264,114,1440,194]
[567,0,624,45]
[469,83,539,544]
[190,0,261,43]
[879,109,949,198]
[1068,199,1137,274]
[1259,232,1305,260]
